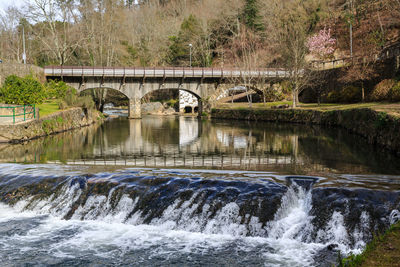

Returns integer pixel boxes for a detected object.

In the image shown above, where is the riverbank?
[211,104,400,155]
[341,221,400,266]
[0,107,103,143]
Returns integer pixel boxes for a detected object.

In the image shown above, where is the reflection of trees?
[140,116,179,145]
[0,123,102,163]
[91,118,130,156]
[198,120,301,157]
[298,128,400,174]
[2,116,400,174]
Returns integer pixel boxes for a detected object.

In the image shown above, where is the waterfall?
[0,168,399,266]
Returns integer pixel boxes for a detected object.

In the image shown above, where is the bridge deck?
[44,66,290,78]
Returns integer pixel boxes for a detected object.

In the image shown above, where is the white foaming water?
[0,202,269,266]
[1,180,376,266]
[263,185,322,266]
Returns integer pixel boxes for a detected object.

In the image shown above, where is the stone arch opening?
[80,87,129,112]
[184,106,193,113]
[140,88,201,115]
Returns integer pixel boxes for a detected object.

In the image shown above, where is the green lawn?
[37,100,60,118]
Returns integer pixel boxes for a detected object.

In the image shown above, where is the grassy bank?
[215,102,400,118]
[37,100,60,118]
[340,222,400,267]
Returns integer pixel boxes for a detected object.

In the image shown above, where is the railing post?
[33,104,36,119]
[23,105,26,121]
[13,107,15,124]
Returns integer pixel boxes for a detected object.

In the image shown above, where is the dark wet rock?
[313,245,339,267]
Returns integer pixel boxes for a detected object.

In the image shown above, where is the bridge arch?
[79,86,130,111]
[140,87,202,115]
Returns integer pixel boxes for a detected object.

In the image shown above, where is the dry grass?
[215,102,400,118]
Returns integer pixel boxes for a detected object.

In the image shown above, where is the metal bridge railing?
[44,66,290,79]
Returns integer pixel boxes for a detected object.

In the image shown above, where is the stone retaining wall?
[0,108,102,143]
[212,108,400,154]
[0,63,44,85]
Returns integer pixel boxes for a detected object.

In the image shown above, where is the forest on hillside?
[0,0,399,106]
[0,0,399,68]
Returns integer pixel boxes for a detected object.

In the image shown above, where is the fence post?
[33,104,36,119]
[13,108,15,124]
[24,105,26,121]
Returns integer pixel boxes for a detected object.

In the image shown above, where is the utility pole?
[189,43,192,67]
[22,26,26,64]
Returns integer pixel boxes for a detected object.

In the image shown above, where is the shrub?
[63,88,79,106]
[326,90,341,103]
[77,95,95,109]
[326,86,361,103]
[45,80,71,99]
[0,75,46,104]
[389,82,400,102]
[59,88,95,110]
[165,99,179,111]
[340,85,361,103]
[57,100,68,110]
[369,79,396,101]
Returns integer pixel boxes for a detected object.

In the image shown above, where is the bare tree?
[268,0,315,108]
[24,0,85,65]
[229,28,265,108]
[0,7,24,63]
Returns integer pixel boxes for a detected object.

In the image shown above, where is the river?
[0,115,399,266]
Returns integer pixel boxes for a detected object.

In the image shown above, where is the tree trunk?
[263,93,266,107]
[292,90,297,108]
[361,82,365,102]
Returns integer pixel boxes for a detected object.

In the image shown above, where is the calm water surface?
[1,115,400,175]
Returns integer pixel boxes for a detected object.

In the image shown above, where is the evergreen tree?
[167,15,203,66]
[243,0,265,32]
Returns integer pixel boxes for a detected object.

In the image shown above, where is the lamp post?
[22,26,26,64]
[189,43,192,67]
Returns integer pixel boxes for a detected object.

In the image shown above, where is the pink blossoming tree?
[307,27,336,59]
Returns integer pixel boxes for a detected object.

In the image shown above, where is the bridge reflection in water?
[1,115,399,174]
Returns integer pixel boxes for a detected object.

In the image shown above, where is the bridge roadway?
[44,66,290,118]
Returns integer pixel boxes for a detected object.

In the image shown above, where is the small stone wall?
[179,90,198,113]
[0,108,102,143]
[0,63,44,85]
[212,108,400,154]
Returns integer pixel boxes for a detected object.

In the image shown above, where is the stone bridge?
[44,66,289,118]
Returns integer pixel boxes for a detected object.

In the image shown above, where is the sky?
[0,0,27,15]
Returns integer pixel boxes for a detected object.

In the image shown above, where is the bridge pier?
[129,98,141,119]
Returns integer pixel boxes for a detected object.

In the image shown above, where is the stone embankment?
[0,108,102,143]
[212,108,400,154]
[0,63,44,84]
